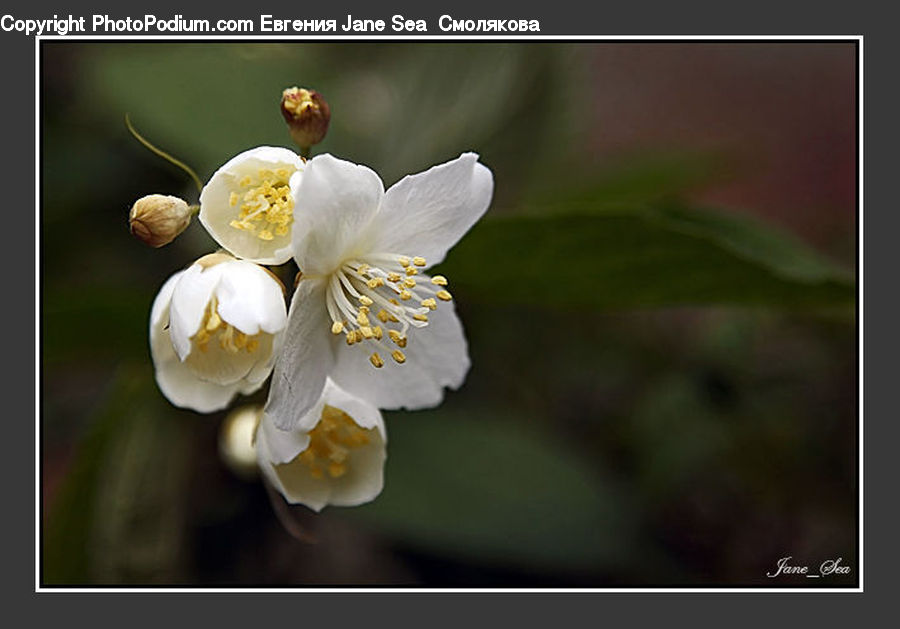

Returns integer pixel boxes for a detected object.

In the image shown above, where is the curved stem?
[125,113,204,194]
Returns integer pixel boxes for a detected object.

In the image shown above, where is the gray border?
[15,0,877,616]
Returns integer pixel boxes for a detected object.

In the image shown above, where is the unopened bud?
[280,87,331,149]
[219,405,263,480]
[129,194,192,247]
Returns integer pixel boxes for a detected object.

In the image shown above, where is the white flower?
[150,253,288,412]
[199,146,305,265]
[257,378,386,512]
[265,152,494,430]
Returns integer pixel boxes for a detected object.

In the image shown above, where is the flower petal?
[214,260,287,335]
[264,278,335,430]
[370,152,494,266]
[257,411,314,465]
[330,289,470,410]
[291,154,384,275]
[168,263,222,361]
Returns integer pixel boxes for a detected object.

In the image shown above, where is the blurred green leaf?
[441,206,853,310]
[351,409,635,571]
[528,153,729,211]
[43,366,192,585]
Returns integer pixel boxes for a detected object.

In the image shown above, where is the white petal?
[330,288,470,410]
[168,263,222,361]
[183,331,274,386]
[214,260,287,335]
[291,154,384,275]
[321,379,385,438]
[257,411,314,465]
[264,278,335,430]
[199,146,303,265]
[150,273,239,412]
[369,153,494,266]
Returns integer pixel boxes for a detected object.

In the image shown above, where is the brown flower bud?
[280,87,331,149]
[129,194,192,247]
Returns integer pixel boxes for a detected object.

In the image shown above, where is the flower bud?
[219,405,263,480]
[129,194,192,247]
[280,87,331,149]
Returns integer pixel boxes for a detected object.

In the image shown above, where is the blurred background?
[41,42,856,586]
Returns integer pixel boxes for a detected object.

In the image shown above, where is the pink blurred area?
[588,43,855,256]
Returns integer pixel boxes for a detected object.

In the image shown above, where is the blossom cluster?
[147,144,493,511]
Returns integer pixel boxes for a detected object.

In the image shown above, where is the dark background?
[40,42,856,586]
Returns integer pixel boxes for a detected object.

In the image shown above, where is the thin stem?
[125,113,204,194]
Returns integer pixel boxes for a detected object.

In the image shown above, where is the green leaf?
[43,366,193,585]
[350,409,635,571]
[440,207,853,310]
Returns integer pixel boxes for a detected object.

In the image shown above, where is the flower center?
[191,297,261,354]
[324,253,453,368]
[290,405,373,479]
[228,167,295,241]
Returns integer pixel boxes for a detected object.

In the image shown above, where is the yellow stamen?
[431,275,448,286]
[359,295,374,306]
[421,298,437,310]
[392,350,406,364]
[398,256,410,267]
[436,290,453,301]
[370,352,384,368]
[331,321,344,335]
[413,313,429,322]
[412,256,426,267]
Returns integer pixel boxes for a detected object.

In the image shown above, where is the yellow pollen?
[421,298,437,310]
[377,309,391,323]
[392,350,406,364]
[399,290,412,301]
[360,326,375,339]
[229,168,295,242]
[359,295,374,306]
[405,267,418,276]
[413,313,429,322]
[389,298,400,306]
[357,312,370,327]
[357,263,371,274]
[191,299,262,355]
[370,353,384,368]
[387,272,402,282]
[436,290,453,301]
[412,256,426,267]
[403,277,417,288]
[331,321,344,335]
[398,256,410,267]
[367,277,385,289]
[431,275,448,286]
[282,406,374,481]
[373,326,383,340]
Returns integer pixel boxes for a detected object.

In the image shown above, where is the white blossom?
[265,152,493,430]
[257,379,386,511]
[199,146,304,265]
[150,253,287,412]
